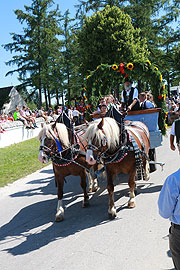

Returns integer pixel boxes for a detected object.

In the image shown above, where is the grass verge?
[0,137,49,187]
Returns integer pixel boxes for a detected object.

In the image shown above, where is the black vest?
[140,100,147,110]
[175,119,180,143]
[123,87,140,111]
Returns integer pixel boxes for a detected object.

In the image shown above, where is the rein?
[40,124,90,172]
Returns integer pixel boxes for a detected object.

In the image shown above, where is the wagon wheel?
[149,148,157,173]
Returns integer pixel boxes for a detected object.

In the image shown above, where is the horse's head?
[38,122,70,164]
[84,117,120,165]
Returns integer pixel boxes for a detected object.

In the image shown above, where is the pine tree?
[3,0,62,108]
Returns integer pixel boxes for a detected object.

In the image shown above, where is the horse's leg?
[144,159,150,181]
[87,168,94,193]
[80,170,89,208]
[88,164,99,193]
[55,177,65,222]
[106,168,116,219]
[128,169,136,208]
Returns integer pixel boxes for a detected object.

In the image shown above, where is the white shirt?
[68,109,73,119]
[72,110,80,117]
[141,100,155,109]
[170,118,180,136]
[121,87,138,103]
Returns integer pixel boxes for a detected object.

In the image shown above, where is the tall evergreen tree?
[3,0,62,107]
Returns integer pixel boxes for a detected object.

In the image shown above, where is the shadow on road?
[0,171,162,256]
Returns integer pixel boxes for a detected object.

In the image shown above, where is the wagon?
[125,108,164,171]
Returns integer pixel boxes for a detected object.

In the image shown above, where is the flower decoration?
[158,95,163,100]
[160,75,163,82]
[96,66,99,70]
[163,85,165,90]
[112,64,118,70]
[165,124,168,130]
[127,63,134,70]
[146,60,151,65]
[154,66,158,71]
[119,63,125,74]
[83,87,87,91]
[87,75,90,79]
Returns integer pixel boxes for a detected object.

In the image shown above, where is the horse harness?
[87,112,149,180]
[40,120,90,172]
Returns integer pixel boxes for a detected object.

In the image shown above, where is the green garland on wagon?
[85,59,167,135]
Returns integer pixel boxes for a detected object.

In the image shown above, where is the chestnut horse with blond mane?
[85,117,150,219]
[38,122,98,221]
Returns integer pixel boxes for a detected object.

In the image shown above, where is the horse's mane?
[84,117,120,150]
[38,123,70,148]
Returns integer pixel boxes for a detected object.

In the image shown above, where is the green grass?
[0,137,49,187]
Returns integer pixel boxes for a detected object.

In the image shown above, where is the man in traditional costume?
[121,78,140,111]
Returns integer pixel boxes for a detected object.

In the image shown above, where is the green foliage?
[0,138,49,187]
[85,60,167,134]
[77,5,149,75]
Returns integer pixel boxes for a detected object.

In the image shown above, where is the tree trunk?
[44,87,48,110]
[61,90,64,105]
[56,89,59,105]
[67,70,70,105]
[167,72,170,98]
[47,87,51,107]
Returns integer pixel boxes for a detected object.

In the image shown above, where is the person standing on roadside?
[158,171,180,270]
[170,107,180,154]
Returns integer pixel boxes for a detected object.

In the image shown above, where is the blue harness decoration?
[55,138,63,152]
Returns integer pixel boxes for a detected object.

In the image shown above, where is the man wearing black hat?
[170,106,180,154]
[121,78,140,111]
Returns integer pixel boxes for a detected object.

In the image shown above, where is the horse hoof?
[108,213,117,220]
[128,202,136,208]
[55,215,64,222]
[82,200,89,208]
[92,186,99,192]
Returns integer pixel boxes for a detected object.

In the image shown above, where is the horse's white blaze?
[86,149,96,165]
[38,137,49,164]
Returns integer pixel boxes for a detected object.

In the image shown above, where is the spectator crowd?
[0,89,180,134]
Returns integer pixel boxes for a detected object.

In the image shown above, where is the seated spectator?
[57,106,62,115]
[38,106,48,123]
[8,112,14,121]
[48,107,53,117]
[20,105,34,128]
[139,92,155,109]
[25,107,38,128]
[13,106,30,129]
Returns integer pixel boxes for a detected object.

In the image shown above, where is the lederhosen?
[175,119,180,145]
[123,87,140,111]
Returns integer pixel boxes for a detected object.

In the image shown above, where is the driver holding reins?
[121,77,140,111]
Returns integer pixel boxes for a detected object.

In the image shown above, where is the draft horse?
[85,117,150,219]
[38,122,98,222]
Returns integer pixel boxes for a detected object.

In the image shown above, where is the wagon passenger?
[121,78,140,111]
[139,92,155,110]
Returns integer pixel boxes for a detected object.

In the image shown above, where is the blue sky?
[0,0,79,88]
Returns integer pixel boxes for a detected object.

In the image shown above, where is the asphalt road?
[0,129,178,270]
